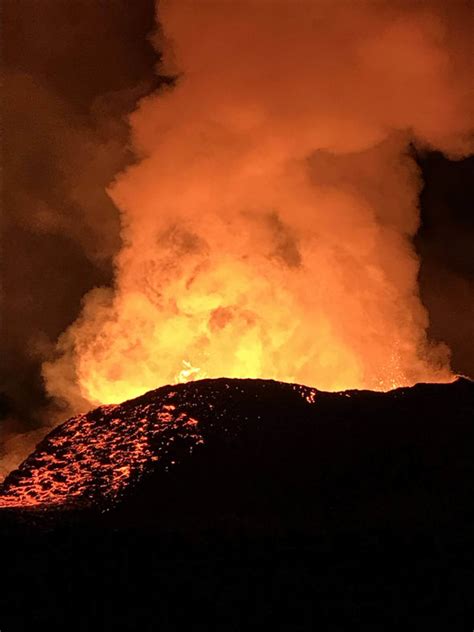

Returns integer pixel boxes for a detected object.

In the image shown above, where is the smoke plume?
[41,0,473,412]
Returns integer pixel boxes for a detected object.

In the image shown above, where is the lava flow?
[1,377,472,521]
[0,379,317,509]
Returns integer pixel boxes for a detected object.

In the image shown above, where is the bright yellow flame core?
[45,247,451,409]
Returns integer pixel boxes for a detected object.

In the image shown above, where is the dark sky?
[1,0,160,429]
[1,0,473,435]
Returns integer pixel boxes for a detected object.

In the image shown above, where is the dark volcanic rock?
[1,377,473,531]
[2,378,474,630]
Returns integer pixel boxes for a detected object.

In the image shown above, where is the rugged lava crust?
[1,377,473,531]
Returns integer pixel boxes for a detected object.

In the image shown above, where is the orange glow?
[0,382,316,509]
[176,360,204,384]
[42,0,472,411]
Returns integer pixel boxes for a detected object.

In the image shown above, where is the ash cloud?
[43,0,473,409]
[1,0,473,477]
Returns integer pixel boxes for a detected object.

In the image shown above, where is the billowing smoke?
[41,0,473,411]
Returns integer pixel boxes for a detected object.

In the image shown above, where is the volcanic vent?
[1,378,473,531]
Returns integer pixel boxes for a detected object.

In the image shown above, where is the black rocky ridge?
[1,377,473,629]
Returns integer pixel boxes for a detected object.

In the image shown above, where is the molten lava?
[0,380,317,509]
[1,377,472,516]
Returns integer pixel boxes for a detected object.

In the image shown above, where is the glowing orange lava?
[0,380,318,509]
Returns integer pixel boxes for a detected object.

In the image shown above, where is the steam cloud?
[41,0,473,412]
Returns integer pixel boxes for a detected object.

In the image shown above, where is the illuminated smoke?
[43,0,473,409]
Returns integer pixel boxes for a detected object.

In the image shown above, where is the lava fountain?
[42,0,472,411]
